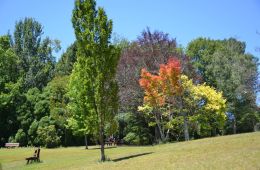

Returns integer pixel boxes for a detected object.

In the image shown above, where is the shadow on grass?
[25,160,43,166]
[0,162,2,170]
[113,152,153,162]
[88,146,117,150]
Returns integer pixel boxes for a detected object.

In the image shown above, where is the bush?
[15,129,27,146]
[119,112,152,145]
[37,125,61,148]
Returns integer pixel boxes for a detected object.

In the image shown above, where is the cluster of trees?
[0,18,82,148]
[138,58,226,142]
[0,0,259,159]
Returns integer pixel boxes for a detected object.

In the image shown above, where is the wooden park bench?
[105,138,117,147]
[25,148,40,164]
[5,143,19,148]
[105,141,113,146]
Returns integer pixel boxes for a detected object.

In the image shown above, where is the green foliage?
[13,18,59,90]
[187,37,259,134]
[15,129,27,146]
[37,125,61,148]
[70,0,120,160]
[105,118,118,137]
[55,43,77,76]
[0,35,21,146]
[239,111,260,132]
[138,73,227,141]
[122,112,152,145]
[27,120,39,145]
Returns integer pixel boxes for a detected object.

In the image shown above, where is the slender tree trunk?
[85,134,88,149]
[180,97,189,141]
[183,114,189,141]
[99,113,105,161]
[154,112,165,142]
[233,117,237,134]
[253,121,257,132]
[154,126,160,143]
[165,129,170,141]
[65,128,67,147]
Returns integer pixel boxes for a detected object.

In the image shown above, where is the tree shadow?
[0,162,2,170]
[113,152,153,162]
[88,146,117,150]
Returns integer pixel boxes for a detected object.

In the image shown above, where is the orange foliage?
[139,57,181,107]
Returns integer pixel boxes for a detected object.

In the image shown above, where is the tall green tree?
[55,42,77,76]
[13,18,60,90]
[70,0,120,161]
[187,38,259,134]
[0,35,21,146]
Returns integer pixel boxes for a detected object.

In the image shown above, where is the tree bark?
[154,112,165,142]
[183,114,189,141]
[64,128,67,147]
[99,113,105,161]
[85,134,88,149]
[180,97,189,141]
[233,117,237,134]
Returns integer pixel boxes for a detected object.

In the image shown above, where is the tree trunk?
[85,134,88,149]
[64,128,67,147]
[183,114,189,141]
[233,117,237,134]
[154,112,165,142]
[211,128,216,137]
[165,129,170,141]
[154,126,160,143]
[99,114,105,162]
[179,97,189,141]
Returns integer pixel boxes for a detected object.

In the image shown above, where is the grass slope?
[0,132,259,170]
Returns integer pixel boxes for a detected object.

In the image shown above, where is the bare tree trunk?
[180,97,189,141]
[211,128,216,137]
[99,114,105,162]
[154,112,165,142]
[154,126,160,143]
[64,128,67,147]
[183,114,189,141]
[85,134,88,149]
[233,117,237,134]
[165,129,170,141]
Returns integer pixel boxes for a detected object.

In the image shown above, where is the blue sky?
[0,0,260,103]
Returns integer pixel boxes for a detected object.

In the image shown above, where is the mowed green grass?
[0,132,259,170]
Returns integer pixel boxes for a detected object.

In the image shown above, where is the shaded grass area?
[0,132,259,170]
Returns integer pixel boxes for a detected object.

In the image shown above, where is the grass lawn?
[0,132,259,170]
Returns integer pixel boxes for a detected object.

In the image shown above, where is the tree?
[70,0,120,161]
[47,76,70,146]
[0,35,21,146]
[55,42,77,76]
[37,124,61,148]
[187,38,259,134]
[13,18,60,91]
[116,29,196,143]
[181,75,226,137]
[139,58,226,141]
[120,112,152,145]
[139,58,182,141]
[15,129,27,146]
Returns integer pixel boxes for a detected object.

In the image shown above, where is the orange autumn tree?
[139,57,182,141]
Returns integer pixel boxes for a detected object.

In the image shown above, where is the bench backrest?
[5,143,19,147]
[36,148,40,158]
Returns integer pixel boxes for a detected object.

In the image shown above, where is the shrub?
[15,129,27,146]
[37,125,61,148]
